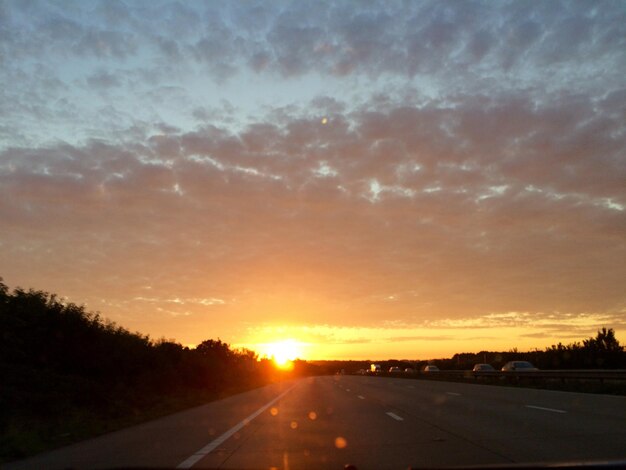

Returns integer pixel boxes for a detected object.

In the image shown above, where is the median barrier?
[368,369,626,383]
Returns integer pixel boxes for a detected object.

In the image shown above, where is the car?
[389,366,401,373]
[472,363,495,372]
[423,365,439,372]
[501,361,538,371]
[404,367,415,374]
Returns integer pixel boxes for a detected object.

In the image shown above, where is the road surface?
[6,375,626,469]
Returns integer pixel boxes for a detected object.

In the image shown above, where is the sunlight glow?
[262,339,303,369]
[235,317,617,360]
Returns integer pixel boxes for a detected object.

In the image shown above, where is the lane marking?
[357,395,365,400]
[176,385,297,469]
[525,405,567,414]
[446,392,461,396]
[386,412,404,421]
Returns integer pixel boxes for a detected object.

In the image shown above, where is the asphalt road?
[5,375,626,469]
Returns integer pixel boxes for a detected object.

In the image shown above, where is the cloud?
[388,336,454,342]
[1,1,624,352]
[86,70,122,89]
[2,1,624,153]
[1,86,624,332]
[3,1,624,82]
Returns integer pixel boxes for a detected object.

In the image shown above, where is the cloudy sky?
[1,0,625,359]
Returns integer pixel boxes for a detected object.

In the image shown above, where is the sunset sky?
[1,0,625,360]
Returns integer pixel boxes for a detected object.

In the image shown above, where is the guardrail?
[471,369,626,383]
[376,369,626,384]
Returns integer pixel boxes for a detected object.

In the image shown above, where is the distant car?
[423,365,439,372]
[404,367,415,374]
[389,366,401,373]
[501,361,538,371]
[472,363,495,372]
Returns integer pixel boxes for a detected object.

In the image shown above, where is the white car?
[472,363,495,372]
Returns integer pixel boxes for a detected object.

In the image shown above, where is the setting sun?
[262,339,303,368]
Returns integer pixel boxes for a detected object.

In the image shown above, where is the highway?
[6,375,626,469]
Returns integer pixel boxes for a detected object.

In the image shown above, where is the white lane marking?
[386,412,404,421]
[446,392,461,396]
[525,405,567,414]
[346,389,351,392]
[406,385,415,389]
[357,395,365,400]
[176,385,297,469]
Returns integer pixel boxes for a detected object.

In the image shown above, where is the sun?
[265,339,302,369]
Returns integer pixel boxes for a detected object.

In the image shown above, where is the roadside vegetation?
[441,328,625,370]
[0,279,318,462]
[2,278,624,462]
[313,329,626,396]
[312,328,625,374]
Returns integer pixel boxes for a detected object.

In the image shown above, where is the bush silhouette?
[0,278,282,461]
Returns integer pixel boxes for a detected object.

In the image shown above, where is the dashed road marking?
[386,412,404,421]
[446,392,461,396]
[357,395,365,399]
[525,405,566,414]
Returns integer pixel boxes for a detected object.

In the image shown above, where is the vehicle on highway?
[389,366,401,373]
[404,367,415,374]
[472,363,495,372]
[501,361,538,371]
[370,364,382,373]
[422,365,439,372]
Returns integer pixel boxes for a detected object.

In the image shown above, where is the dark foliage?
[310,329,625,374]
[434,327,625,371]
[0,279,311,461]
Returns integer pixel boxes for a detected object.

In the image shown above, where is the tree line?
[0,279,317,461]
[0,280,280,394]
[310,328,625,374]
[436,327,625,371]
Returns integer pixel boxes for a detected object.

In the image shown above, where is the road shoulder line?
[176,384,297,469]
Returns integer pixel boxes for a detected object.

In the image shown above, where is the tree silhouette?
[580,327,624,368]
[583,327,622,352]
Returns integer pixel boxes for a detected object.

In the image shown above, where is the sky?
[1,0,625,360]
